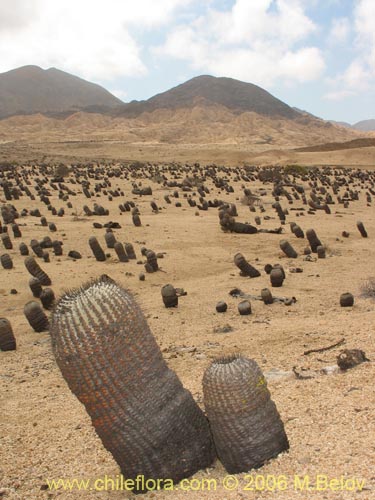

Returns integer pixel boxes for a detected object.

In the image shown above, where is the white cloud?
[323,89,356,101]
[329,17,350,44]
[155,0,324,87]
[0,0,194,81]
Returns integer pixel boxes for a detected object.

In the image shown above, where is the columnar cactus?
[306,228,322,253]
[203,354,289,473]
[0,253,13,269]
[234,253,261,278]
[24,256,51,285]
[50,276,215,492]
[24,301,49,332]
[0,318,16,351]
[88,236,106,262]
[279,240,298,258]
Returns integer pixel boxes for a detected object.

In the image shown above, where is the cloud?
[324,0,375,98]
[329,17,350,44]
[323,89,356,101]
[0,0,193,81]
[155,0,324,87]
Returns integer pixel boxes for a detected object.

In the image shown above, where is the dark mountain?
[115,75,299,119]
[352,119,375,132]
[0,65,123,119]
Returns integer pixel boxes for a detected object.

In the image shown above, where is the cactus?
[11,223,22,238]
[203,354,289,473]
[146,250,158,272]
[1,233,13,250]
[340,292,354,307]
[238,300,251,315]
[234,253,261,278]
[316,245,326,259]
[279,239,298,258]
[270,267,284,287]
[40,288,55,310]
[0,318,16,351]
[49,276,215,492]
[30,239,44,258]
[19,242,29,256]
[356,221,368,238]
[88,236,106,262]
[104,231,116,249]
[216,301,227,313]
[29,277,42,298]
[24,256,51,285]
[161,284,178,307]
[24,301,49,332]
[306,229,322,253]
[125,243,136,259]
[1,253,13,269]
[261,288,273,304]
[114,242,129,262]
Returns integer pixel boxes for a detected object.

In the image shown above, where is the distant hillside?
[0,65,123,119]
[352,119,375,132]
[329,120,352,129]
[115,75,300,119]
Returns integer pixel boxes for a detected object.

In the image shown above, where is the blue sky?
[1,0,374,123]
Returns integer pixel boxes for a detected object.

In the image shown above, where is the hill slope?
[0,65,123,118]
[117,75,299,119]
[353,119,375,132]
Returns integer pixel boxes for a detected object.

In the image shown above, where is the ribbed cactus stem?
[50,276,215,492]
[203,354,289,474]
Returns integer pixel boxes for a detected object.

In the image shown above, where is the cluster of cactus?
[48,276,288,492]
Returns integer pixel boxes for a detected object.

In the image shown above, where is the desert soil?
[1,157,375,500]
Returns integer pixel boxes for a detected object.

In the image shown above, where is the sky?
[0,0,374,124]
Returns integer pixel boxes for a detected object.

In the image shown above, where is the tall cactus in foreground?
[203,354,289,474]
[50,275,215,493]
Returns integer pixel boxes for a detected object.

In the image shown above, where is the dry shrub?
[360,277,375,299]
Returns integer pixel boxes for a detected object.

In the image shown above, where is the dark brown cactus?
[317,245,326,258]
[11,223,22,238]
[52,240,63,256]
[125,243,136,259]
[40,288,55,310]
[24,301,49,332]
[279,239,298,258]
[0,318,16,351]
[161,284,178,307]
[132,214,142,226]
[306,228,322,253]
[49,276,215,492]
[234,253,261,278]
[203,354,289,473]
[216,301,227,313]
[24,256,51,285]
[1,233,12,250]
[292,224,304,238]
[88,236,106,261]
[356,221,368,238]
[238,300,251,315]
[270,267,284,287]
[29,277,42,298]
[261,288,273,304]
[340,292,354,307]
[0,253,13,269]
[114,242,129,262]
[30,239,44,258]
[19,242,29,256]
[104,231,117,248]
[146,250,158,272]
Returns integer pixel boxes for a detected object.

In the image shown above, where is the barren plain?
[0,149,375,500]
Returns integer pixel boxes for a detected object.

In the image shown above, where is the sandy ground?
[1,161,375,500]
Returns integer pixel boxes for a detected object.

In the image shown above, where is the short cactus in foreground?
[50,275,215,493]
[203,354,289,473]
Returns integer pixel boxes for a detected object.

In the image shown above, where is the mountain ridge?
[0,65,123,119]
